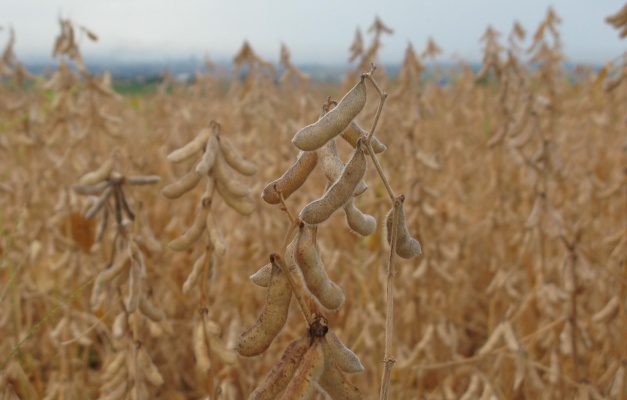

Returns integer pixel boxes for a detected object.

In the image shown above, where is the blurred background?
[2,0,625,81]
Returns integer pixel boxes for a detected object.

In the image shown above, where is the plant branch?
[379,195,402,400]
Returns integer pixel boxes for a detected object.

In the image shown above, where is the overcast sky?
[1,0,625,65]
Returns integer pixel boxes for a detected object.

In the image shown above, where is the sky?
[1,0,625,66]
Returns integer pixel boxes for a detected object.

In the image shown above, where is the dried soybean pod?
[168,203,208,251]
[343,198,376,236]
[292,78,367,151]
[73,180,109,195]
[218,134,258,175]
[161,169,202,199]
[100,249,132,282]
[102,352,126,381]
[324,330,364,373]
[112,312,127,338]
[340,121,387,154]
[250,263,272,287]
[250,335,310,400]
[167,128,212,163]
[126,175,161,185]
[317,139,367,196]
[236,255,292,357]
[279,339,325,400]
[206,212,226,255]
[138,347,164,387]
[300,142,366,225]
[318,358,363,400]
[385,195,422,259]
[295,224,345,310]
[126,262,143,313]
[592,296,620,323]
[79,158,115,185]
[216,180,255,215]
[85,186,113,219]
[139,296,165,322]
[262,151,318,204]
[183,252,206,294]
[209,336,237,365]
[196,134,219,176]
[212,151,252,197]
[204,318,221,336]
[193,320,211,372]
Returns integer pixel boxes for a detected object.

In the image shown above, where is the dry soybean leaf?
[69,212,96,252]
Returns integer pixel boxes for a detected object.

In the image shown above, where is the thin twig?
[363,66,388,142]
[379,195,402,400]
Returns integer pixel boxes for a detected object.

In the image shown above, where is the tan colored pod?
[592,296,620,323]
[300,142,366,225]
[195,134,218,176]
[85,186,113,219]
[79,158,114,185]
[236,255,292,357]
[126,262,143,313]
[161,168,202,199]
[262,151,318,204]
[168,203,208,251]
[385,196,422,259]
[167,127,212,163]
[249,335,310,400]
[279,339,325,400]
[212,151,252,197]
[112,311,127,338]
[100,249,132,282]
[318,341,363,400]
[194,320,211,372]
[138,347,164,386]
[126,175,162,185]
[340,120,387,154]
[216,180,255,215]
[73,180,109,195]
[343,198,376,236]
[250,263,272,287]
[206,213,227,255]
[183,252,208,294]
[139,296,165,322]
[323,330,364,373]
[101,352,126,381]
[204,318,222,336]
[292,79,367,151]
[295,224,345,310]
[317,139,367,196]
[209,336,237,365]
[218,134,258,175]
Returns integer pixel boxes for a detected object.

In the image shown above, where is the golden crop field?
[0,8,625,400]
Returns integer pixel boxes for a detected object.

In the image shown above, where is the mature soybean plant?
[238,66,421,400]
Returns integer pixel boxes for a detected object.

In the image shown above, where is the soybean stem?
[380,196,402,400]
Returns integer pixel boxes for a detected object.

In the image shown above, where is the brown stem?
[364,141,396,201]
[363,67,388,142]
[278,192,297,231]
[379,195,402,400]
